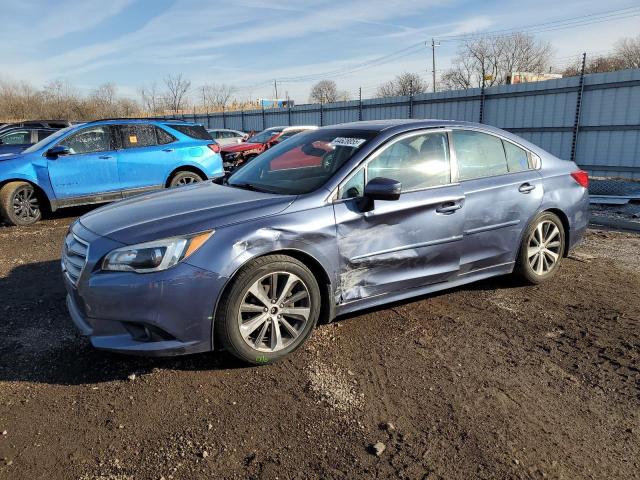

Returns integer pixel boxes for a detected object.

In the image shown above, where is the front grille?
[62,232,89,286]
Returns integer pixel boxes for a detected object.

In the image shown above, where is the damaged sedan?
[63,120,589,364]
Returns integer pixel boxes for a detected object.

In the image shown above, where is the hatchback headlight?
[101,231,213,273]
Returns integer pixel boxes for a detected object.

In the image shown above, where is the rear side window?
[453,130,508,180]
[167,124,211,140]
[120,124,157,148]
[503,140,530,172]
[156,127,175,145]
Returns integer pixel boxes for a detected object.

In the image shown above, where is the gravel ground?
[0,213,638,480]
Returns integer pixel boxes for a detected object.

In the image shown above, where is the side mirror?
[359,177,402,212]
[46,145,71,158]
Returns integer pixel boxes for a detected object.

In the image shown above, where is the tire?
[0,181,42,226]
[215,254,321,365]
[168,171,205,188]
[514,212,565,284]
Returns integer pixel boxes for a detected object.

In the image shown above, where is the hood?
[79,181,295,245]
[221,142,263,153]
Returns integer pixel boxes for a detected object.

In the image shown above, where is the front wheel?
[215,255,321,365]
[0,181,43,226]
[514,212,565,284]
[168,171,204,188]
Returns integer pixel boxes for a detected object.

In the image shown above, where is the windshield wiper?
[229,182,277,194]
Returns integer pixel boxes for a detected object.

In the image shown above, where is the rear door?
[333,129,465,302]
[117,124,177,194]
[451,129,543,274]
[47,125,120,202]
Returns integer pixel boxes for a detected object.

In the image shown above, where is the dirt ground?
[0,212,638,480]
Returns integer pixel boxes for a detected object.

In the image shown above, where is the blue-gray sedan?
[63,120,589,364]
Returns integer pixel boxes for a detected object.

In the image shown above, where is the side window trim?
[450,127,539,181]
[333,128,455,202]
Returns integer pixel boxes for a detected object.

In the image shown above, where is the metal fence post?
[358,87,362,121]
[205,113,211,128]
[408,89,413,119]
[571,52,587,163]
[241,110,245,132]
[262,105,266,130]
[222,106,226,129]
[288,104,292,126]
[479,86,485,123]
[320,103,323,126]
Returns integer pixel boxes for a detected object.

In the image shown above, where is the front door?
[47,125,120,202]
[450,129,544,274]
[333,130,465,302]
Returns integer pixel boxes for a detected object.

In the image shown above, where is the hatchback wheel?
[515,212,565,284]
[0,181,42,226]
[169,171,204,188]
[216,255,321,365]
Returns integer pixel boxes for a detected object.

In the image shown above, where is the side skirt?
[335,262,515,317]
[49,185,163,210]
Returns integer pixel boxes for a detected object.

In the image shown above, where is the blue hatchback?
[63,120,589,364]
[0,119,223,225]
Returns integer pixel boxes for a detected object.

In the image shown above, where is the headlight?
[101,231,214,273]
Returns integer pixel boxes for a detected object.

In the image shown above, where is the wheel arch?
[165,165,208,187]
[0,178,52,213]
[543,207,571,257]
[211,248,335,351]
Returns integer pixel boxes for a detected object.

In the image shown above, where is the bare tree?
[376,72,428,97]
[201,83,236,111]
[441,33,552,90]
[309,80,350,103]
[163,74,191,113]
[614,34,640,69]
[139,82,163,114]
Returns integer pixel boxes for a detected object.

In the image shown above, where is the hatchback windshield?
[246,128,283,144]
[227,128,376,195]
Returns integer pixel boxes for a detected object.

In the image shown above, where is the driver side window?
[62,126,114,155]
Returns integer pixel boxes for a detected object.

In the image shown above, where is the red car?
[221,125,316,170]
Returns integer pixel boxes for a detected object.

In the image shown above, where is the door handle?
[162,148,174,152]
[518,183,536,193]
[435,201,463,214]
[99,155,113,159]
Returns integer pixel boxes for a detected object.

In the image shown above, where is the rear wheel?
[0,181,42,226]
[514,212,565,284]
[169,171,204,188]
[215,255,321,365]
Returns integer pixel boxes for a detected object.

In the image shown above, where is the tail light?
[207,143,221,154]
[570,170,589,188]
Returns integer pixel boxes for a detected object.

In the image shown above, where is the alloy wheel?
[175,174,201,186]
[527,220,562,275]
[238,271,311,353]
[12,185,40,221]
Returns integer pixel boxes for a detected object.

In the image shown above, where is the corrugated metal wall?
[164,69,640,178]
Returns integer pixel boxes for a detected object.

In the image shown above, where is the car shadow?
[0,204,96,228]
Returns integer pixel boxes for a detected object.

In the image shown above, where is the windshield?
[22,125,76,153]
[246,128,283,144]
[227,128,377,195]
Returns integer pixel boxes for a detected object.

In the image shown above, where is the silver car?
[207,128,246,146]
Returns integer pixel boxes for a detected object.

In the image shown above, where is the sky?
[1,0,639,104]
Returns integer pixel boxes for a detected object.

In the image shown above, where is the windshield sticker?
[330,137,366,148]
[129,135,138,144]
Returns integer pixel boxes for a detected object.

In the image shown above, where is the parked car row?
[0,120,72,154]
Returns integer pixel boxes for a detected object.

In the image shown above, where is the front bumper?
[63,222,229,356]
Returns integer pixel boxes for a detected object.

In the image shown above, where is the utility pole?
[430,39,440,93]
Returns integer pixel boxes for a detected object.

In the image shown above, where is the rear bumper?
[64,261,229,357]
